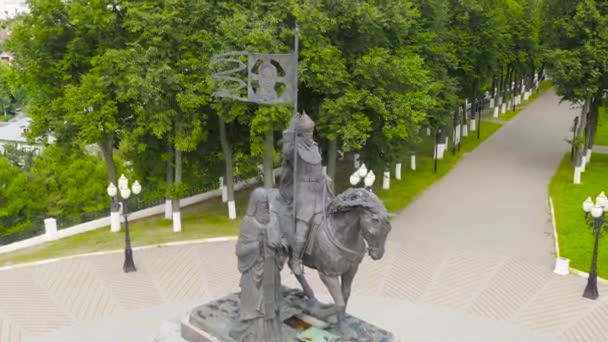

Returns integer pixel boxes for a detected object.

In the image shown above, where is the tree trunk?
[219,116,236,219]
[496,67,503,104]
[327,138,337,191]
[172,148,182,212]
[587,94,602,150]
[98,135,119,211]
[537,63,546,93]
[263,125,274,188]
[98,135,117,186]
[503,65,511,101]
[165,145,174,219]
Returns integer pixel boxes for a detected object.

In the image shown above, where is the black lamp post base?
[123,249,137,273]
[583,276,599,300]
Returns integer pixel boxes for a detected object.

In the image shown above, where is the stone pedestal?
[174,288,396,342]
[554,257,570,276]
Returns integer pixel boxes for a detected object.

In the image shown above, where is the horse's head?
[328,188,392,260]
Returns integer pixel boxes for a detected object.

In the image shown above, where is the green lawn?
[550,153,608,278]
[0,114,11,122]
[595,106,608,146]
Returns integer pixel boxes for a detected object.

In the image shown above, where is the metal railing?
[0,224,45,245]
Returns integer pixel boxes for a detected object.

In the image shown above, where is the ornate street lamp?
[107,174,142,273]
[350,164,375,190]
[581,193,608,299]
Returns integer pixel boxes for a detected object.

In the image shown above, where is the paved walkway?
[2,91,607,342]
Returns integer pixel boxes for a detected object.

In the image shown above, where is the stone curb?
[549,195,608,283]
[0,236,238,271]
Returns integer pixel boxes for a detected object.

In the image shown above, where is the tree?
[542,0,608,166]
[0,157,43,234]
[28,144,113,220]
[0,62,13,116]
[7,0,134,187]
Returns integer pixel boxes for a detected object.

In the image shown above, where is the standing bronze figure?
[231,188,286,342]
[279,112,335,276]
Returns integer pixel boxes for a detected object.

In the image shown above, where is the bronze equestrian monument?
[178,113,395,341]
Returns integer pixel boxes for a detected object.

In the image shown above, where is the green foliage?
[0,62,24,116]
[0,0,550,237]
[596,107,608,146]
[543,0,608,103]
[29,145,115,219]
[0,157,43,234]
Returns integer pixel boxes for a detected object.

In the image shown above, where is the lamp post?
[581,192,608,299]
[107,174,142,273]
[349,164,375,190]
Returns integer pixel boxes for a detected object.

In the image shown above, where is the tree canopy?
[0,0,549,233]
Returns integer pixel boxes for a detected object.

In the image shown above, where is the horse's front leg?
[318,273,347,332]
[295,273,316,301]
[341,264,358,308]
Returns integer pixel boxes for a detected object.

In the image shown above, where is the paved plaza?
[2,91,608,342]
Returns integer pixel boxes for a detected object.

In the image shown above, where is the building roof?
[0,1,27,20]
[0,51,14,61]
[0,117,55,145]
[0,117,31,143]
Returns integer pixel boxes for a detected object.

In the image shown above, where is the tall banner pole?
[292,24,300,238]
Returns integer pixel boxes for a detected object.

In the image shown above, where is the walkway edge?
[0,236,238,271]
[549,195,608,283]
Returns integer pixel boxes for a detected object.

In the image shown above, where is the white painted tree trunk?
[220,177,227,203]
[490,98,495,108]
[411,155,416,170]
[322,166,327,175]
[463,125,469,137]
[111,211,121,232]
[426,127,431,136]
[586,149,592,163]
[395,163,402,180]
[437,144,446,160]
[573,167,582,184]
[581,156,586,172]
[228,200,236,220]
[445,136,449,150]
[455,125,461,144]
[493,107,499,118]
[173,211,182,232]
[164,200,172,220]
[383,171,390,190]
[44,218,58,240]
[501,103,507,114]
[507,100,512,111]
[470,119,476,132]
[354,153,360,169]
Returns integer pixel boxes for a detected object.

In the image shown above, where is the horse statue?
[269,186,392,331]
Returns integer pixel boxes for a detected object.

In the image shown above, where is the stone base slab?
[171,288,396,342]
